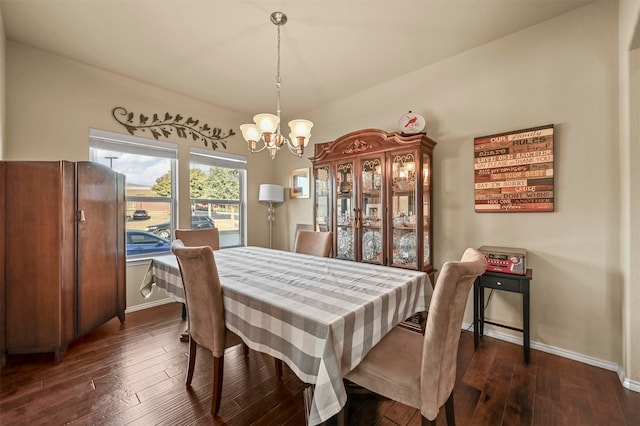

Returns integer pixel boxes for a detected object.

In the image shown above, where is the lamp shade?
[254,113,280,134]
[240,123,261,142]
[259,184,284,203]
[289,119,313,147]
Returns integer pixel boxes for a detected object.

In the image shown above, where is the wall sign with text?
[474,124,554,213]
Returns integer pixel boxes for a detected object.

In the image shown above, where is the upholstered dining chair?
[293,229,333,257]
[175,227,220,250]
[341,248,488,426]
[174,228,221,327]
[171,240,264,415]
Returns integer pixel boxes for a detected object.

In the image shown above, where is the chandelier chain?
[275,22,282,133]
[239,11,313,160]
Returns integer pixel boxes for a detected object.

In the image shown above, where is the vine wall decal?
[112,107,236,150]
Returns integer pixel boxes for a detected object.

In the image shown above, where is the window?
[190,147,247,248]
[89,128,177,259]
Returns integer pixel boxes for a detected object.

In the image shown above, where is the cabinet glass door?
[336,161,355,260]
[391,152,418,268]
[360,156,384,264]
[422,152,432,267]
[314,166,331,233]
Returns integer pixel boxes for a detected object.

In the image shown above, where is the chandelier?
[240,12,313,160]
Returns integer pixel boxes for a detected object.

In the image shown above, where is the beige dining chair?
[174,228,221,332]
[171,240,285,415]
[341,248,488,426]
[294,223,313,248]
[175,227,220,250]
[294,229,333,257]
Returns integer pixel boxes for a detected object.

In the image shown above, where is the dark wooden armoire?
[0,161,126,366]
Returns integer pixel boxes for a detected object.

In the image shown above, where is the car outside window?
[126,230,170,256]
[145,215,215,239]
[132,210,150,220]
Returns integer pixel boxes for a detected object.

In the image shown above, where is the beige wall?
[0,6,5,160]
[5,42,276,308]
[620,0,640,387]
[273,1,636,380]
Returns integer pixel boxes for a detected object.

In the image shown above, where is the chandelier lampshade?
[240,12,313,160]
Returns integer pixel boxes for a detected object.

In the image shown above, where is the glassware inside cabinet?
[337,197,352,227]
[336,161,355,260]
[336,196,354,260]
[337,227,354,259]
[336,162,353,196]
[361,157,383,264]
[391,152,417,268]
[392,228,417,267]
[422,152,431,265]
[314,166,330,232]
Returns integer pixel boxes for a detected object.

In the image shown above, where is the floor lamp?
[259,184,284,249]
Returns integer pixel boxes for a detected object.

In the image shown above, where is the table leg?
[180,303,189,342]
[337,404,346,426]
[524,286,530,363]
[473,278,480,349]
[303,385,313,425]
[479,286,485,336]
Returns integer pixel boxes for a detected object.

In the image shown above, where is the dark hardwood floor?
[1,302,638,425]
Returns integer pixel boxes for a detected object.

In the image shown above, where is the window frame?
[189,147,247,248]
[89,128,178,260]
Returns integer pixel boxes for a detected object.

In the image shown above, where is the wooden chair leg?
[212,355,224,415]
[185,337,197,386]
[422,392,454,426]
[275,358,283,379]
[444,391,455,426]
[422,416,436,426]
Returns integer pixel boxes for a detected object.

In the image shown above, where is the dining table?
[139,246,432,425]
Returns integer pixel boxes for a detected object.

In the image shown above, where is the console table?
[473,268,532,363]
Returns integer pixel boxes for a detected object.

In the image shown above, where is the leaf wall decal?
[111,106,235,151]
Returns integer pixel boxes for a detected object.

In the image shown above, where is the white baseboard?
[125,298,175,314]
[462,322,640,393]
[619,369,640,393]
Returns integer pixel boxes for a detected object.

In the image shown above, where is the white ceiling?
[0,0,594,118]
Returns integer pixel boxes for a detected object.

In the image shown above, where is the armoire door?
[76,162,121,337]
[4,161,76,358]
[1,162,5,367]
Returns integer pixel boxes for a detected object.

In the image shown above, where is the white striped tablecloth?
[140,246,432,425]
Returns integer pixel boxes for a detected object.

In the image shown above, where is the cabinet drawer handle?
[78,209,86,223]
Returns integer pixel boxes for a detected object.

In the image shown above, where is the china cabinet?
[312,128,436,279]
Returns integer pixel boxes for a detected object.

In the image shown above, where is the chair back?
[295,223,313,233]
[420,247,487,419]
[294,229,333,257]
[175,228,220,250]
[171,240,227,357]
